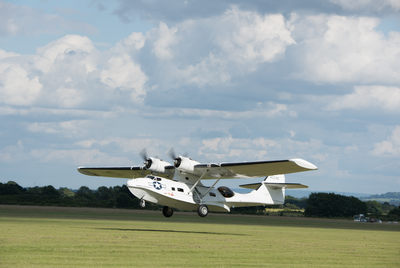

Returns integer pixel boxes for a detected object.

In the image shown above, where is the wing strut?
[189,171,208,194]
[199,178,221,203]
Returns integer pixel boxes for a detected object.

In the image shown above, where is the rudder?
[264,175,285,204]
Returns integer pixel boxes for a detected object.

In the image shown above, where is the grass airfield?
[0,205,399,267]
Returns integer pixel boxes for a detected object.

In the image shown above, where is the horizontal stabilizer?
[239,183,262,190]
[265,183,308,189]
[239,182,308,190]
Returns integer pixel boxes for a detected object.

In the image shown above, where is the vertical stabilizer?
[264,174,285,183]
[263,175,286,204]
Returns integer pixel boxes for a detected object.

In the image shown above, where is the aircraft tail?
[262,175,286,204]
[239,175,308,205]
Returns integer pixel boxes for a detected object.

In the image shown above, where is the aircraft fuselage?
[127,175,279,215]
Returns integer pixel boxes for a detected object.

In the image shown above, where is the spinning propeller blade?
[140,149,152,169]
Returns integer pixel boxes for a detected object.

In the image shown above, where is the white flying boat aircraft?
[78,150,317,217]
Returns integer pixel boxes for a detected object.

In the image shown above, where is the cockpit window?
[146,175,154,179]
[218,186,234,198]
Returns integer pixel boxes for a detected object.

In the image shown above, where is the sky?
[0,0,399,194]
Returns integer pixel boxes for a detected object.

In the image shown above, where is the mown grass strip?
[0,205,399,267]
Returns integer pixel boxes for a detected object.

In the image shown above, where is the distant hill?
[361,192,400,206]
[367,192,400,199]
[284,190,400,206]
[285,190,371,199]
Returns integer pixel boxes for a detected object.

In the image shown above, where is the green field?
[0,205,399,267]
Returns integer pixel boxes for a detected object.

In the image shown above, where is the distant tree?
[0,181,25,195]
[116,192,133,208]
[285,203,300,210]
[25,187,38,194]
[76,186,94,200]
[387,207,400,221]
[41,186,60,198]
[285,195,307,209]
[94,186,116,207]
[59,187,75,198]
[381,202,395,213]
[305,193,367,218]
[231,205,266,215]
[96,186,112,200]
[114,185,142,209]
[75,186,96,206]
[366,201,384,217]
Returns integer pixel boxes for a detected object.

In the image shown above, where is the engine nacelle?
[144,157,171,173]
[174,156,200,174]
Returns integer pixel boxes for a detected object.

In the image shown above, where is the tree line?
[0,181,159,210]
[1,181,399,220]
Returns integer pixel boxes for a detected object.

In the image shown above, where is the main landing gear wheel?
[198,205,209,217]
[162,206,174,217]
[139,199,146,208]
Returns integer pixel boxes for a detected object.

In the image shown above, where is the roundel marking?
[153,181,162,190]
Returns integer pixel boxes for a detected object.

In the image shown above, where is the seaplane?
[77,150,317,217]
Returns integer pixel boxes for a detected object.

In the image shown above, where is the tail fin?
[264,174,285,183]
[239,175,308,205]
[263,175,286,204]
[240,175,286,205]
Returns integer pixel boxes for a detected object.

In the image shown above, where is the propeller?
[168,148,182,168]
[140,149,152,169]
[168,148,177,160]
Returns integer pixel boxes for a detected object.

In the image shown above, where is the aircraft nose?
[127,178,147,188]
[127,179,138,187]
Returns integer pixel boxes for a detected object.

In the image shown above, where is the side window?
[171,187,175,191]
[156,177,162,181]
[177,188,184,192]
[218,186,235,198]
[209,192,216,197]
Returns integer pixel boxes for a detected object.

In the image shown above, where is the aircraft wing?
[194,158,317,179]
[77,166,175,179]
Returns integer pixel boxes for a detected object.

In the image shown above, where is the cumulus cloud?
[146,7,295,88]
[100,54,147,102]
[35,35,96,73]
[291,15,400,84]
[115,32,146,52]
[152,22,178,60]
[0,61,42,106]
[0,33,149,108]
[328,85,400,112]
[54,87,83,108]
[215,9,295,65]
[372,126,400,156]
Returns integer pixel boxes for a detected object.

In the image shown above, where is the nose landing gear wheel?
[162,206,174,217]
[198,205,209,217]
[139,199,145,208]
